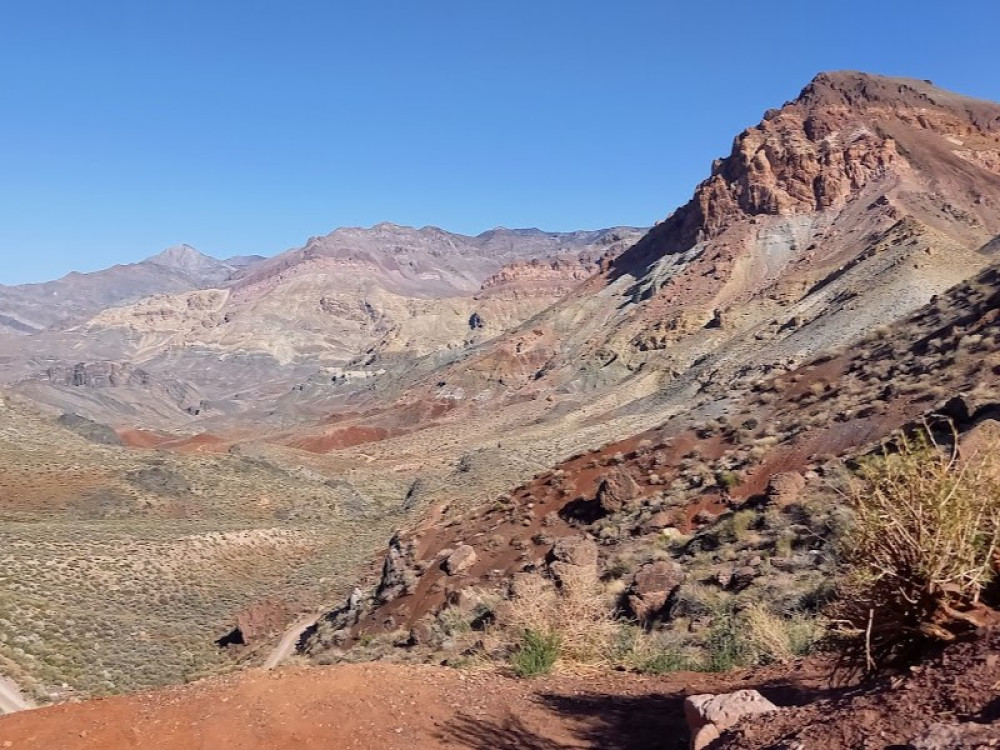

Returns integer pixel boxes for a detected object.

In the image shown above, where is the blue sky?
[1,0,999,283]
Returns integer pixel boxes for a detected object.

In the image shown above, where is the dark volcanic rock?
[596,467,641,514]
[57,412,123,446]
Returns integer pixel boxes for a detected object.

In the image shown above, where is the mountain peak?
[145,245,226,273]
[791,70,1000,128]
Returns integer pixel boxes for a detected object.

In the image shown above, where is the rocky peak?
[145,245,229,275]
[702,72,1000,228]
[613,72,1000,276]
[795,71,1000,131]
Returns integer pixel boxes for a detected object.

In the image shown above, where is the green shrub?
[704,607,753,672]
[639,649,693,674]
[510,630,561,677]
[717,471,741,490]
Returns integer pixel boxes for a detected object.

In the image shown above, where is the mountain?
[418,71,1000,399]
[0,225,644,428]
[143,244,237,283]
[278,74,1000,710]
[247,73,1000,470]
[0,245,253,335]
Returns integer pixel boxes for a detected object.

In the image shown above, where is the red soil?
[0,661,829,750]
[115,428,171,449]
[293,425,397,452]
[722,627,1000,749]
[163,433,230,454]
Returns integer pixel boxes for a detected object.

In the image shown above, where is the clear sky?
[1,0,999,284]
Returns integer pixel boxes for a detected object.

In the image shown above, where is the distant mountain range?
[0,224,645,427]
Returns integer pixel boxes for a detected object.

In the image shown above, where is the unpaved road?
[0,675,31,715]
[262,615,318,670]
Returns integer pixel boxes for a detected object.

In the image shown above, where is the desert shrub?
[496,565,617,668]
[717,471,741,490]
[835,425,1000,672]
[510,630,560,677]
[704,605,753,672]
[636,648,694,674]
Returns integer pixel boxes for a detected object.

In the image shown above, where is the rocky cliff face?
[615,73,1000,275]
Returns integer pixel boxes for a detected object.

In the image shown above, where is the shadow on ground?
[437,676,849,750]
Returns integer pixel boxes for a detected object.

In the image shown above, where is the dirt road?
[262,615,318,670]
[0,676,31,715]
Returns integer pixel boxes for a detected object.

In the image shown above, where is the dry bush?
[835,425,1000,672]
[743,603,823,664]
[494,566,618,668]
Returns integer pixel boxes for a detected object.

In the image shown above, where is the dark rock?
[375,533,416,603]
[626,560,684,622]
[125,465,192,496]
[57,412,124,446]
[596,467,641,514]
[728,565,759,591]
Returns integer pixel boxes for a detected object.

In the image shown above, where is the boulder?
[626,560,684,622]
[765,471,806,507]
[443,544,478,576]
[596,467,641,514]
[641,510,675,533]
[684,690,779,750]
[548,537,599,568]
[727,565,759,591]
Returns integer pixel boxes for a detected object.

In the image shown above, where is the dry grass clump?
[743,603,824,664]
[493,566,618,670]
[836,425,1000,672]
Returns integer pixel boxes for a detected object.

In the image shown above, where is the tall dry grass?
[494,565,619,669]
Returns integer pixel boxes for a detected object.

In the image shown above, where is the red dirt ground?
[0,661,829,750]
[722,627,1000,749]
[116,428,171,448]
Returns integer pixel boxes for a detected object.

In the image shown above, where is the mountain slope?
[286,71,1000,457]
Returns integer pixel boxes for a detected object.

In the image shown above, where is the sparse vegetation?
[510,630,561,677]
[835,424,1000,671]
